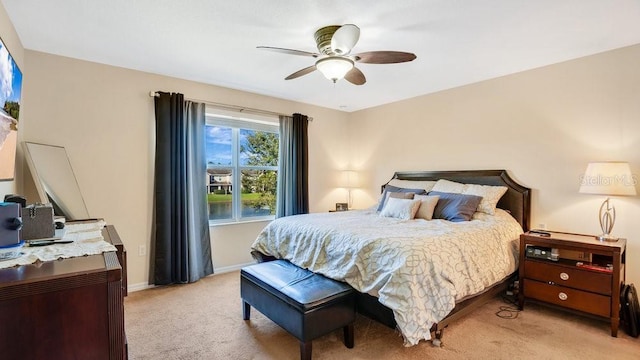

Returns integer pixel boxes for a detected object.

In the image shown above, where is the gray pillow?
[429,191,483,222]
[377,185,427,212]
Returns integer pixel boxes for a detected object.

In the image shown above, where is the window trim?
[206,112,279,225]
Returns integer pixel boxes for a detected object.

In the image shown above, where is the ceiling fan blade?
[344,67,366,85]
[257,46,320,58]
[285,65,317,80]
[331,24,360,55]
[354,51,417,64]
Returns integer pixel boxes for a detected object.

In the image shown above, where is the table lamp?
[341,170,359,209]
[579,161,636,241]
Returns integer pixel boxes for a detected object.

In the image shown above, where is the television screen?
[0,35,22,181]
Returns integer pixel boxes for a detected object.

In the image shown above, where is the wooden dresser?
[518,231,625,336]
[0,225,127,359]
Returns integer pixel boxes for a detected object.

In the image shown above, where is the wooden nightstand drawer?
[524,260,611,295]
[523,279,611,317]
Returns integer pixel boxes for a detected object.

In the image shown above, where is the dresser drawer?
[523,279,610,317]
[524,260,611,295]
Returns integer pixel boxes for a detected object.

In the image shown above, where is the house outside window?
[205,111,279,223]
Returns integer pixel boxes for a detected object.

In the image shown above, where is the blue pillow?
[429,191,483,222]
[377,185,427,212]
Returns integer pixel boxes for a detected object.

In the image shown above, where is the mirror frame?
[23,141,90,220]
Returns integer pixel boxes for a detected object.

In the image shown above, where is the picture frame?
[335,202,348,211]
[0,35,23,181]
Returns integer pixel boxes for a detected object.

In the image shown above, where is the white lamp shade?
[579,162,637,196]
[341,170,359,188]
[316,56,354,82]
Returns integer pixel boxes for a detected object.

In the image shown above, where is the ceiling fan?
[257,24,417,85]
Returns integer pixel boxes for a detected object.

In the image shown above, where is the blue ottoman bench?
[241,260,355,360]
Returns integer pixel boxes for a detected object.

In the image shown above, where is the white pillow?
[462,184,508,215]
[377,191,416,212]
[413,195,440,220]
[387,179,437,192]
[431,179,466,193]
[379,197,421,220]
[431,179,508,215]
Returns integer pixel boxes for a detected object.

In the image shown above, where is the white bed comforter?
[251,208,523,345]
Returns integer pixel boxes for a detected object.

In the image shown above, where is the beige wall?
[348,44,640,285]
[8,0,640,287]
[0,4,24,196]
[21,51,350,287]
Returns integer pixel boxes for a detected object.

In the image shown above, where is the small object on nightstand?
[335,203,348,211]
[575,262,613,273]
[528,229,551,237]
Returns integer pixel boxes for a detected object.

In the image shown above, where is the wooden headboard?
[385,170,531,231]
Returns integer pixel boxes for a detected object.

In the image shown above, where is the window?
[205,112,279,223]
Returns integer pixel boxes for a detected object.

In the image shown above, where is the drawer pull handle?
[560,272,569,281]
[558,292,568,301]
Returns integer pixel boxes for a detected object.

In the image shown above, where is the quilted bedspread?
[251,208,523,345]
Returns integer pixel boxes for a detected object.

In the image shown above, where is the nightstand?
[518,231,626,337]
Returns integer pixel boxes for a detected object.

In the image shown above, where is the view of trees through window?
[205,122,279,222]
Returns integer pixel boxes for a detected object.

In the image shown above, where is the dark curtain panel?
[153,92,214,285]
[276,113,309,217]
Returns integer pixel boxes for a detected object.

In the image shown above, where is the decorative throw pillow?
[429,191,483,222]
[377,192,415,212]
[379,197,422,220]
[413,195,440,220]
[389,192,416,200]
[431,179,467,194]
[376,185,427,212]
[387,179,437,192]
[462,184,508,215]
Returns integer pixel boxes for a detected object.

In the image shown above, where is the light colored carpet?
[125,271,640,359]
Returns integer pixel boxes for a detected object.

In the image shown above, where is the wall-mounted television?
[0,35,22,181]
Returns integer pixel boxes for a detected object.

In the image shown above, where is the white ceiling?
[3,0,640,112]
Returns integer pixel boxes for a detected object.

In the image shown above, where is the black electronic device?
[529,229,551,237]
[525,245,558,261]
[3,194,26,208]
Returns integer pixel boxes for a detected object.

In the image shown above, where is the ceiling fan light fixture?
[258,23,415,85]
[331,24,360,55]
[315,56,354,82]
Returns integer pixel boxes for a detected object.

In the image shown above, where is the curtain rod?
[149,91,313,121]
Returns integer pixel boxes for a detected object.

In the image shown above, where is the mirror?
[23,142,90,220]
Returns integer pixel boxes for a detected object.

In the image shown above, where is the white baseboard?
[126,262,255,293]
[128,282,155,292]
[214,262,255,274]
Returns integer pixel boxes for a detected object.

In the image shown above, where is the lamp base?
[596,198,618,242]
[596,234,619,242]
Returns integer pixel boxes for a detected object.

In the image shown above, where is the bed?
[251,169,531,346]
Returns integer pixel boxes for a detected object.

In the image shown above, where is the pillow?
[377,192,415,212]
[463,184,508,215]
[387,179,437,192]
[432,179,509,215]
[379,197,421,220]
[389,192,416,200]
[413,195,440,220]
[431,179,466,193]
[429,191,483,222]
[376,185,427,212]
